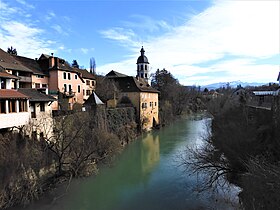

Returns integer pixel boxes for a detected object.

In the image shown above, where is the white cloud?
[80,48,89,54]
[99,0,279,85]
[0,21,54,58]
[15,0,34,9]
[100,27,140,48]
[45,11,56,21]
[51,24,68,36]
[0,1,56,58]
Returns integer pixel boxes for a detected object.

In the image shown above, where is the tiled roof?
[0,89,29,99]
[18,88,56,102]
[0,48,33,73]
[0,71,19,79]
[106,70,128,78]
[111,76,159,93]
[74,68,95,80]
[13,55,46,76]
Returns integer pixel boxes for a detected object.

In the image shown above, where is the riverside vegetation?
[0,107,137,209]
[184,87,280,209]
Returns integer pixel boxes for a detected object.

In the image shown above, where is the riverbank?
[1,107,138,209]
[189,95,280,209]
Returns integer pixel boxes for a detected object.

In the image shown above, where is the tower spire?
[136,46,150,83]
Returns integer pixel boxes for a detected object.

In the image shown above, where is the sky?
[0,0,279,86]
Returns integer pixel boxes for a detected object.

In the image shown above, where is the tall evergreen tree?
[90,57,96,75]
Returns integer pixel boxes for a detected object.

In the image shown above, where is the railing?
[63,91,75,98]
[18,76,32,83]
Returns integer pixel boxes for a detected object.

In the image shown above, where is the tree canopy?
[72,60,79,68]
[7,46,17,55]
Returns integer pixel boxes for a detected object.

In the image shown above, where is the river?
[16,116,239,210]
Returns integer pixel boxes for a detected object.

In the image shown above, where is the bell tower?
[136,46,149,82]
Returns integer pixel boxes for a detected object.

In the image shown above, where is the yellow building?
[106,47,159,130]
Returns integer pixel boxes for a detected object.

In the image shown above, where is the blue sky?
[0,0,279,85]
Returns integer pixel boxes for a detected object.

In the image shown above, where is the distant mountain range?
[201,80,267,90]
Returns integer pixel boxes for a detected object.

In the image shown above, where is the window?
[63,72,67,79]
[141,65,143,70]
[86,80,90,85]
[83,89,85,96]
[142,102,147,109]
[9,100,16,113]
[141,73,143,78]
[91,81,95,86]
[145,65,147,70]
[68,84,72,92]
[42,84,47,88]
[150,102,153,107]
[0,100,6,113]
[35,83,40,89]
[1,79,5,89]
[68,73,71,80]
[64,84,67,92]
[155,102,157,106]
[78,85,81,93]
[86,90,91,96]
[75,74,78,79]
[145,73,147,78]
[19,100,27,112]
[36,75,44,78]
[40,102,45,112]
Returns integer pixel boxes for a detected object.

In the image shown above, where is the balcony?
[0,112,30,129]
[18,76,32,83]
[63,91,75,98]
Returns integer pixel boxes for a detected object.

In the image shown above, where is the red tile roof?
[0,71,18,79]
[0,89,29,99]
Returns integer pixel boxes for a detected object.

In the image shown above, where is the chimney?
[49,54,55,68]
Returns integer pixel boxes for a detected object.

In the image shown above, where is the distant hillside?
[202,80,267,90]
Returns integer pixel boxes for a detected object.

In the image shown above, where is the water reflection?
[141,133,160,174]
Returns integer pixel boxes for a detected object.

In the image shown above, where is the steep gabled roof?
[18,88,56,102]
[0,89,29,99]
[74,68,95,80]
[0,48,33,73]
[84,92,104,106]
[106,70,128,78]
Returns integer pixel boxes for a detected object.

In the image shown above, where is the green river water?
[16,116,239,210]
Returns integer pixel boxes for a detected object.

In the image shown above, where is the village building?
[16,88,55,139]
[37,54,96,110]
[0,89,30,130]
[0,48,33,89]
[106,47,159,130]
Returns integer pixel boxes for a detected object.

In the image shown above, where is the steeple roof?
[136,46,149,64]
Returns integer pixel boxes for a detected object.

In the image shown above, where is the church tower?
[136,46,149,83]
